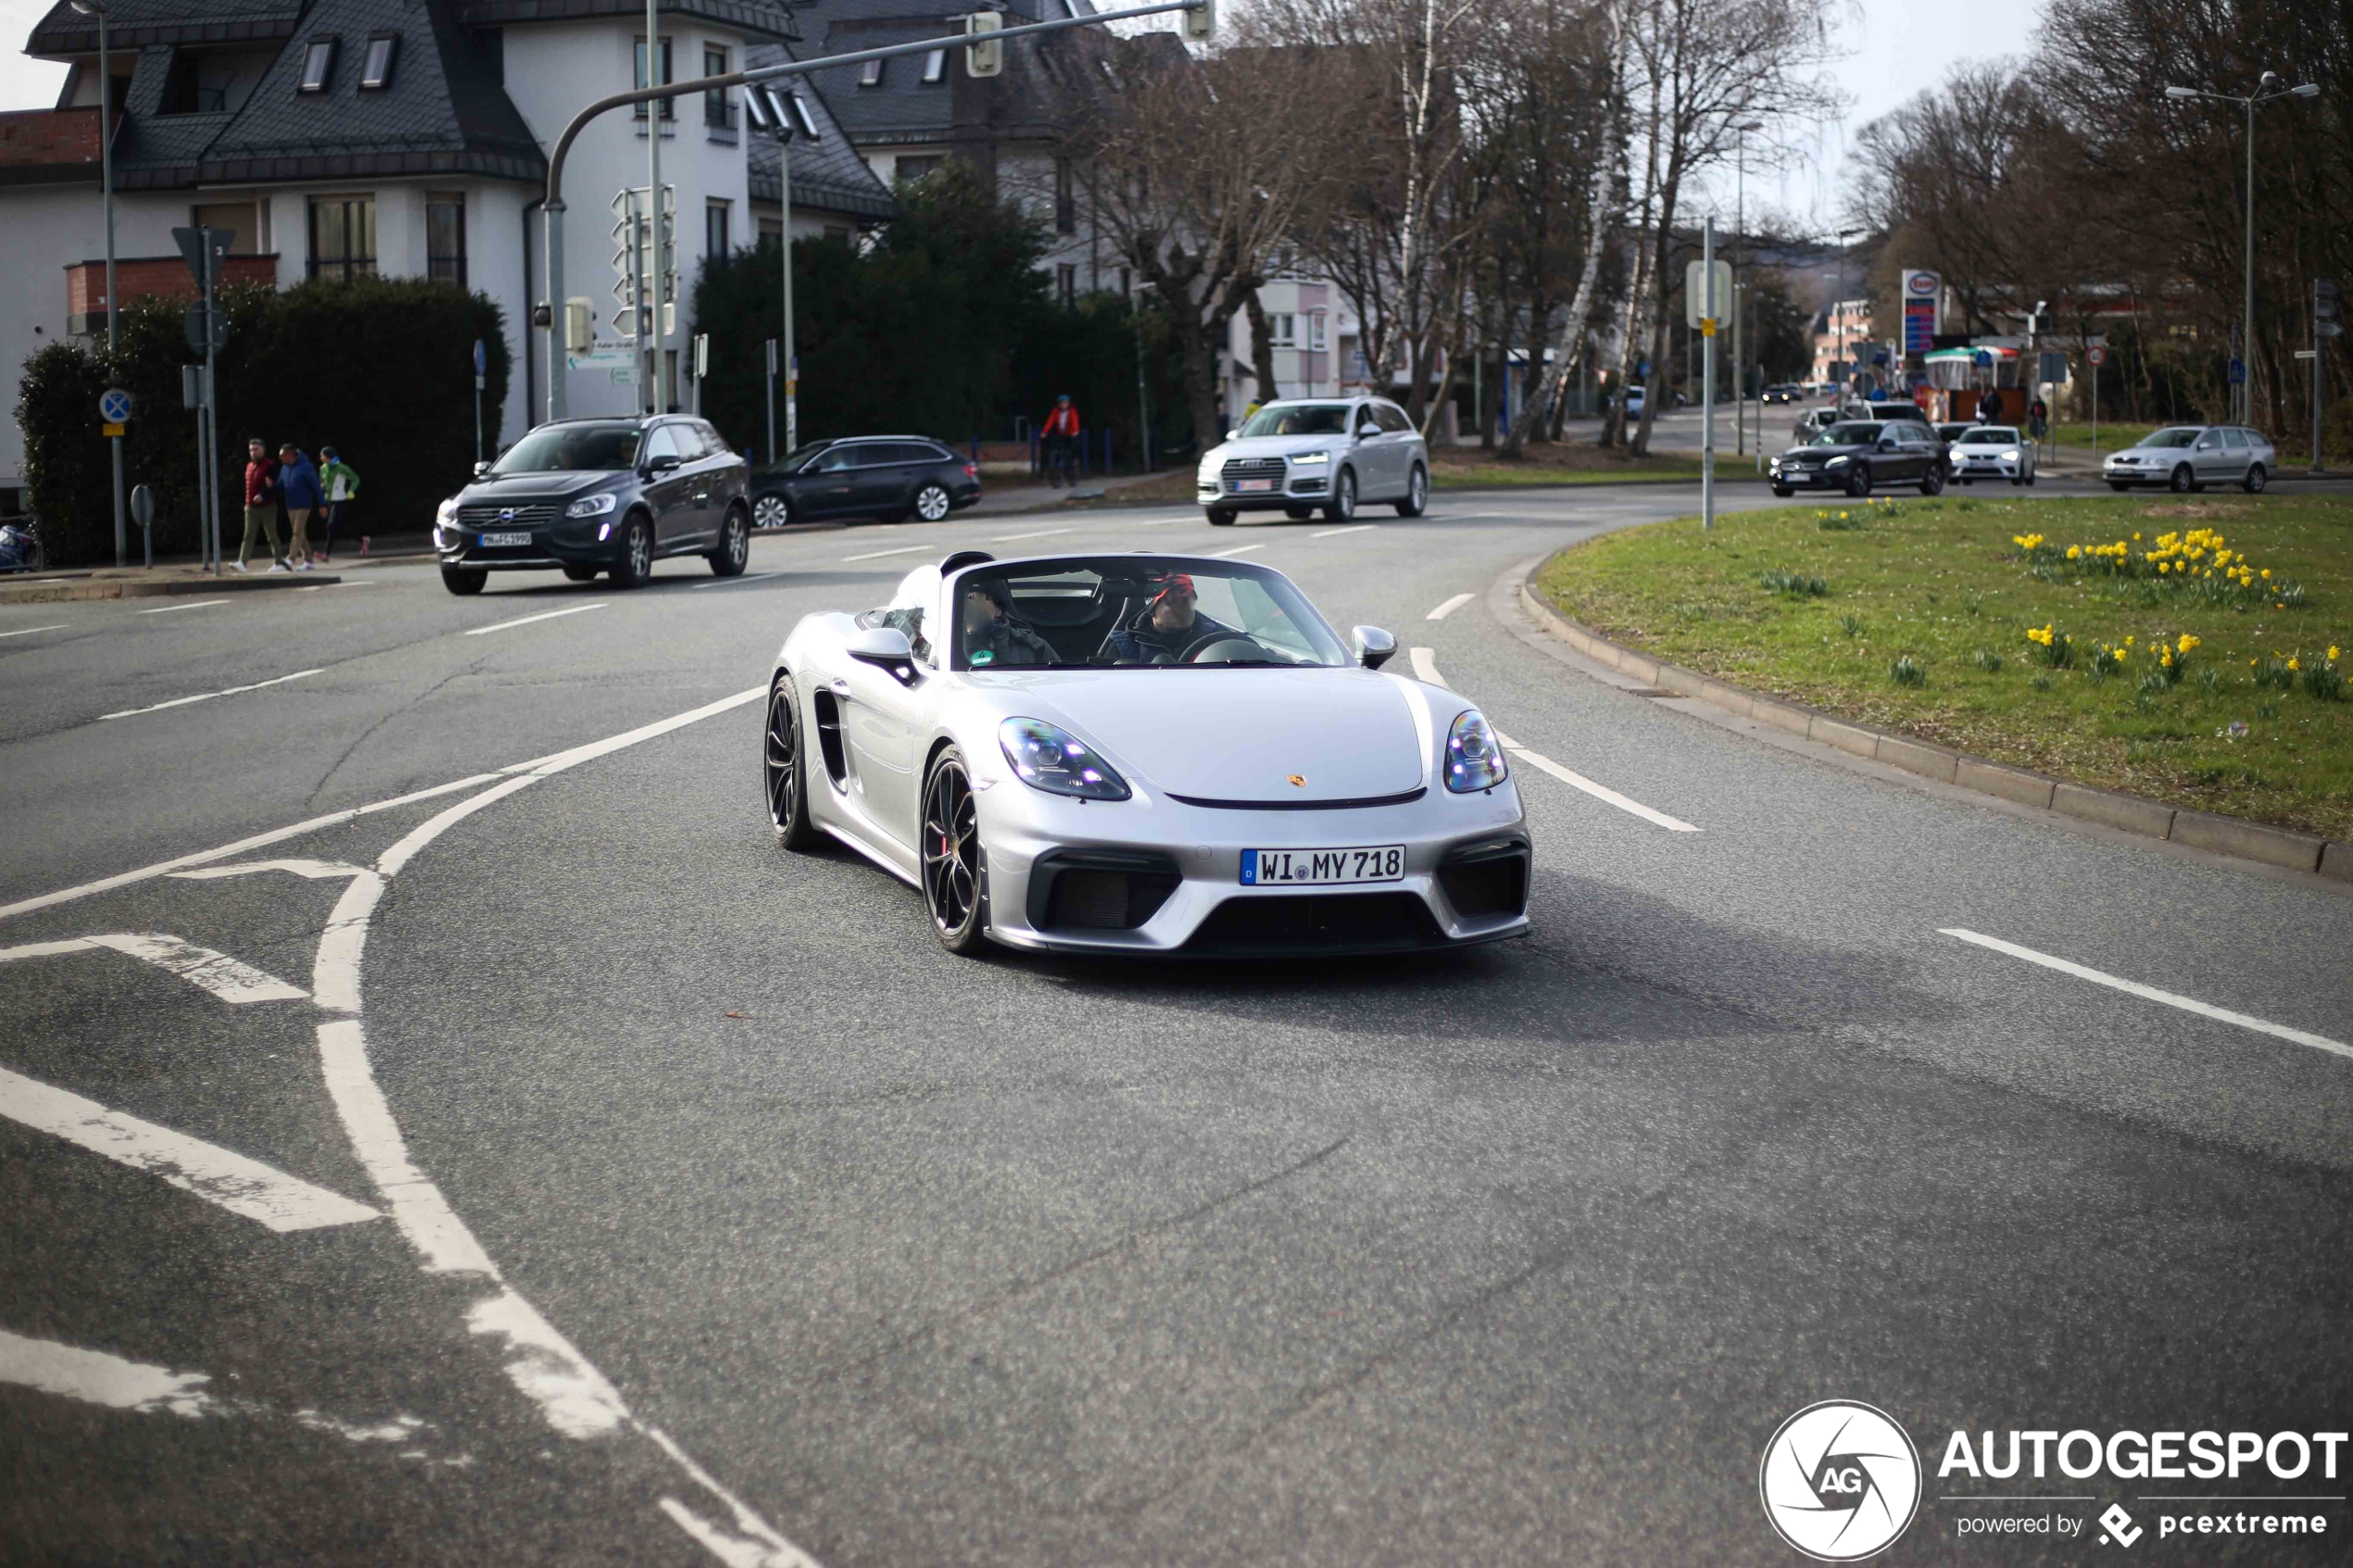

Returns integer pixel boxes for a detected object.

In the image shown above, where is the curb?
[0,572,341,604]
[1515,570,2351,886]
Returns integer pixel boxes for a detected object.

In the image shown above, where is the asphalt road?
[4,478,2349,1567]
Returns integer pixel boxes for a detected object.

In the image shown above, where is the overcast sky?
[1,0,2043,231]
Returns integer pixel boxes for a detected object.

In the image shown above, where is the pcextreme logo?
[1760,1400,1924,1562]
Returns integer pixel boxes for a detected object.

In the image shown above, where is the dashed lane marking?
[1426,592,1475,621]
[690,572,782,590]
[137,599,230,615]
[0,624,68,639]
[1940,929,2353,1063]
[1209,544,1265,558]
[990,526,1076,542]
[841,545,928,563]
[463,603,607,636]
[0,1065,381,1231]
[99,668,321,721]
[1313,524,1377,538]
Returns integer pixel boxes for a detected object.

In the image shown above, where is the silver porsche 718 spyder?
[761,549,1532,957]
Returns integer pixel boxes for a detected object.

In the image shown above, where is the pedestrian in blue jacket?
[277,445,324,572]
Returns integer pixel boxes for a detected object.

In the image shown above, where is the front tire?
[764,671,820,850]
[2108,481,2129,492]
[1324,467,1358,522]
[1207,507,1237,527]
[441,566,486,596]
[1771,485,1793,497]
[913,483,952,522]
[1920,467,1944,495]
[2170,463,2194,494]
[709,507,749,576]
[611,514,653,589]
[562,564,600,582]
[2243,463,2267,494]
[921,746,989,956]
[1844,464,1871,497]
[751,493,792,530]
[1394,463,1428,517]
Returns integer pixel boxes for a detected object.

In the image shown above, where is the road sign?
[98,387,132,423]
[101,423,126,438]
[2229,358,2246,384]
[472,339,487,378]
[1900,269,1940,353]
[183,301,229,353]
[130,484,155,529]
[2086,345,2108,367]
[2317,278,2338,321]
[170,225,233,286]
[1973,349,1993,368]
[182,365,204,408]
[1684,259,1731,328]
[2038,351,2069,385]
[2322,321,2346,339]
[2296,349,2320,360]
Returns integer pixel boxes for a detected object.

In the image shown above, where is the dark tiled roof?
[743,42,895,220]
[29,0,302,55]
[788,0,1128,150]
[455,0,801,42]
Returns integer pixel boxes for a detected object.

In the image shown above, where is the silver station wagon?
[2104,424,2278,493]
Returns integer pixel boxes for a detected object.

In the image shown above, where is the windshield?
[493,423,641,473]
[2138,427,2203,449]
[1964,427,2020,445]
[1812,422,1883,445]
[1239,403,1353,438]
[953,557,1351,671]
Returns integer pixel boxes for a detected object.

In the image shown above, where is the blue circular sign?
[1972,350,1993,368]
[98,387,133,422]
[472,339,487,377]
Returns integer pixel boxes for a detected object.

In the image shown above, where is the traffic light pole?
[537,0,1207,422]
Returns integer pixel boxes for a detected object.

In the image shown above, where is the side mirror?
[1226,430,1239,441]
[472,460,491,478]
[1352,625,1397,671]
[1878,438,1898,452]
[645,453,684,475]
[846,625,919,684]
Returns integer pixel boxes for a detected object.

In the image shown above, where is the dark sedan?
[749,436,981,529]
[433,416,749,595]
[1769,420,1947,498]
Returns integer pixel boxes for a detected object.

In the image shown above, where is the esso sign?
[1906,272,1937,295]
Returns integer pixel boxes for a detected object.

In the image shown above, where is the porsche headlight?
[1445,709,1508,794]
[1290,450,1331,467]
[567,492,618,518]
[1000,718,1131,801]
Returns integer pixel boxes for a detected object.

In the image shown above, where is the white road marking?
[335,579,381,587]
[842,544,927,562]
[463,602,606,635]
[1410,647,1700,831]
[99,667,321,721]
[297,585,323,592]
[1210,544,1265,558]
[0,623,68,639]
[0,1328,215,1417]
[0,933,308,1003]
[137,599,230,615]
[1939,929,2353,1062]
[990,526,1076,542]
[1426,592,1475,621]
[0,1064,380,1231]
[1313,524,1376,538]
[172,859,369,882]
[691,571,781,590]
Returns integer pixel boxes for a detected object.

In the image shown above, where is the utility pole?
[646,0,662,415]
[73,0,125,567]
[1701,216,1717,531]
[1732,119,1759,459]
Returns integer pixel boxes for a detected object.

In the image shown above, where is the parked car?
[432,415,749,595]
[2102,424,2276,493]
[1948,425,2036,486]
[749,436,981,529]
[1770,420,1947,497]
[1762,383,1802,406]
[1194,396,1429,525]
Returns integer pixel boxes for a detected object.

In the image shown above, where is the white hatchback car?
[2104,424,2278,493]
[1949,425,2037,485]
[1198,397,1430,526]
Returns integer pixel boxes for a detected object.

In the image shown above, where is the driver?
[1106,573,1239,663]
[962,581,1060,667]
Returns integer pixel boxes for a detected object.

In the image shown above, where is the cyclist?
[1042,394,1082,487]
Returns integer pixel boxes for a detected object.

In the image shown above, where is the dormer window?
[790,93,819,137]
[858,57,884,86]
[298,39,334,93]
[359,35,396,89]
[921,48,946,83]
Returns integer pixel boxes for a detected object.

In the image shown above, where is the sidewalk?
[0,559,342,603]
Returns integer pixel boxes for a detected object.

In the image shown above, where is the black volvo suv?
[434,416,751,595]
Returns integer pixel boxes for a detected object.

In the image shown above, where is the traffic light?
[965,10,1001,78]
[565,298,592,353]
[1181,0,1214,42]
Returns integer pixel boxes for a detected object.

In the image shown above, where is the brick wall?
[0,107,100,169]
[66,255,280,322]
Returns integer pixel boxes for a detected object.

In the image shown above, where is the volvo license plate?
[1240,846,1406,885]
[479,531,533,547]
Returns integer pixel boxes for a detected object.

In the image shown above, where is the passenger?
[963,582,1060,667]
[1106,573,1239,663]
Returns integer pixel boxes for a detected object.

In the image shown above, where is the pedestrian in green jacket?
[317,447,366,561]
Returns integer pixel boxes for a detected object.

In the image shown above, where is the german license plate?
[479,531,533,547]
[1236,479,1275,492]
[1240,845,1406,885]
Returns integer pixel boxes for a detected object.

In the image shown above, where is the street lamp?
[70,0,125,567]
[1733,119,1762,460]
[1830,229,1860,403]
[2164,72,2322,422]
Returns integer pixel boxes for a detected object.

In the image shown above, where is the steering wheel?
[1179,632,1270,664]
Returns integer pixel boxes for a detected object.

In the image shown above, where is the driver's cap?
[1150,573,1197,606]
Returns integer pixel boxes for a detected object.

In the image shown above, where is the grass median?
[1534,492,2353,840]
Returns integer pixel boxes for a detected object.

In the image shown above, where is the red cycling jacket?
[1043,404,1081,438]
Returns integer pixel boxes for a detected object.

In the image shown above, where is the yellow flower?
[2289,658,2302,671]
[2066,545,2082,560]
[2331,646,2342,661]
[2261,569,2271,579]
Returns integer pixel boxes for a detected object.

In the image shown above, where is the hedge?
[16,277,510,565]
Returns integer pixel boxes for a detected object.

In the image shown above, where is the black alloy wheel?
[441,566,487,596]
[764,671,819,849]
[1772,485,1793,497]
[1324,468,1358,523]
[1284,506,1315,521]
[1920,467,1944,495]
[921,747,988,955]
[1207,507,1238,527]
[1395,463,1428,517]
[611,514,654,588]
[2170,464,2195,494]
[709,507,749,576]
[913,483,953,522]
[1844,464,1871,497]
[751,493,792,529]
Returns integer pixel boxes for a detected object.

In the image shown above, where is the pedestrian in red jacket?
[1042,395,1081,487]
[234,437,285,572]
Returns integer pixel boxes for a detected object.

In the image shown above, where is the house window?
[1308,313,1327,350]
[1053,157,1075,234]
[858,57,884,87]
[758,215,783,241]
[634,37,673,119]
[192,200,259,255]
[706,199,731,259]
[298,39,334,93]
[1268,313,1296,348]
[359,35,396,89]
[427,193,465,285]
[308,195,376,282]
[790,93,819,137]
[921,48,947,83]
[894,155,941,182]
[704,45,731,126]
[1057,264,1076,305]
